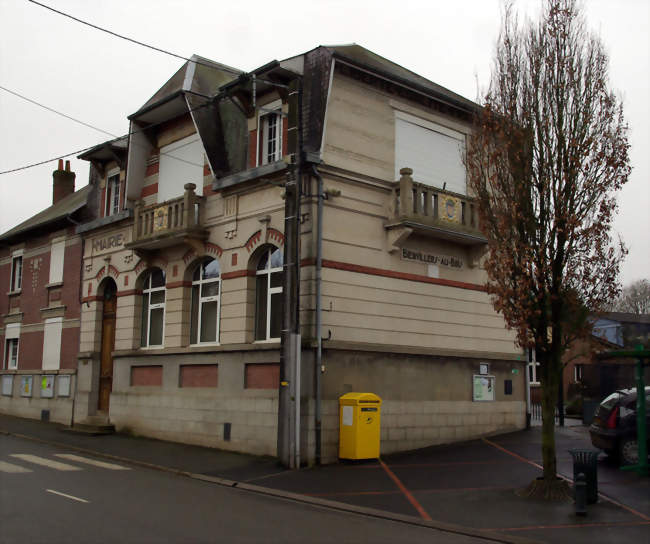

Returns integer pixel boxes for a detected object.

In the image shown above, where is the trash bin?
[568,449,599,504]
[339,392,382,460]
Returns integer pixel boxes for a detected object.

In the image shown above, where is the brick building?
[0,160,97,423]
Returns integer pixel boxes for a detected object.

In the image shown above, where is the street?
[0,434,483,544]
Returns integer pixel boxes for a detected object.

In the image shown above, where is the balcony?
[126,183,208,252]
[386,168,487,249]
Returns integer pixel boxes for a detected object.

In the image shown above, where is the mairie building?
[1,45,525,464]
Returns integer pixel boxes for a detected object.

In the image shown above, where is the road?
[0,434,486,544]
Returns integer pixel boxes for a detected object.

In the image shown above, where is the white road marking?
[10,454,82,471]
[46,489,89,503]
[0,460,33,473]
[54,454,130,471]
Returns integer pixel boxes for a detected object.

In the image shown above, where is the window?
[255,247,283,341]
[10,253,22,291]
[4,338,18,370]
[141,269,166,347]
[527,347,540,385]
[49,238,65,284]
[394,111,466,194]
[105,171,121,216]
[190,259,221,344]
[257,100,282,165]
[574,364,584,382]
[158,134,204,202]
[42,317,63,370]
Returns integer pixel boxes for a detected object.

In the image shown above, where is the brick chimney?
[52,159,76,204]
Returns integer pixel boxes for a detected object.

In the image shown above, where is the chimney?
[52,159,76,204]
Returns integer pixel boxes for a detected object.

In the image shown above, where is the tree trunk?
[541,375,558,481]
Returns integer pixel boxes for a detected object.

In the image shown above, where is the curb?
[1,427,540,544]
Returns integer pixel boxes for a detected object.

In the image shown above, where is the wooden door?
[98,282,117,412]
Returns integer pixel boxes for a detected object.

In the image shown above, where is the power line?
[1,85,117,138]
[0,95,217,175]
[27,0,243,77]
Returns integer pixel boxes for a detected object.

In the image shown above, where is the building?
[4,45,526,464]
[0,160,97,423]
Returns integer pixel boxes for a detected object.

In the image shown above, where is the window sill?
[46,282,64,289]
[253,339,281,344]
[7,289,22,296]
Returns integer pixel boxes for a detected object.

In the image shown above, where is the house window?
[158,134,204,202]
[394,110,466,194]
[257,100,282,165]
[141,269,166,347]
[4,338,18,370]
[105,171,121,216]
[527,347,540,385]
[10,253,22,292]
[574,364,584,382]
[255,247,283,341]
[190,258,221,345]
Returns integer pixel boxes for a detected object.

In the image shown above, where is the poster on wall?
[473,375,495,401]
[58,375,71,397]
[1,375,13,396]
[20,375,33,397]
[41,375,55,398]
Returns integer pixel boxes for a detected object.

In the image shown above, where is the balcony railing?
[388,167,486,245]
[128,183,207,251]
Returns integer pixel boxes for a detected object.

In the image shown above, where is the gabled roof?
[322,44,478,113]
[0,185,92,244]
[597,312,650,325]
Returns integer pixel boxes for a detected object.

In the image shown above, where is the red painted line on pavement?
[379,459,432,521]
[346,459,510,469]
[307,485,515,498]
[482,438,650,523]
[307,490,400,497]
[484,520,650,532]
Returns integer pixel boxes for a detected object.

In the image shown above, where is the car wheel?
[619,439,638,465]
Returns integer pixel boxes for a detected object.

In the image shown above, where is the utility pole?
[278,77,302,468]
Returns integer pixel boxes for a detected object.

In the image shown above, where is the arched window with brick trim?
[190,258,221,345]
[255,246,283,341]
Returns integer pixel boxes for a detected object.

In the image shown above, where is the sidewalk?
[2,414,648,543]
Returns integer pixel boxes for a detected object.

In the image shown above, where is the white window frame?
[10,251,23,292]
[105,169,121,217]
[257,100,283,166]
[141,270,166,348]
[255,247,283,342]
[574,364,584,383]
[527,347,540,385]
[190,259,221,346]
[4,338,19,370]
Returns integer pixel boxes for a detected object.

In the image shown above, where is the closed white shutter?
[158,134,204,202]
[42,318,63,371]
[395,113,466,195]
[49,239,66,284]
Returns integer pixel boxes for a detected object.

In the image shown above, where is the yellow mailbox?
[339,392,382,460]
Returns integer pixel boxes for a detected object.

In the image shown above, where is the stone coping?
[0,369,76,375]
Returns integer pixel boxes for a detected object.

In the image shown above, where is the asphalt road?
[0,434,488,544]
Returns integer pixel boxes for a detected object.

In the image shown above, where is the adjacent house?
[0,160,97,423]
[2,45,526,464]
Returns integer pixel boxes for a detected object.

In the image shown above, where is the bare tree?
[612,279,650,315]
[466,0,630,497]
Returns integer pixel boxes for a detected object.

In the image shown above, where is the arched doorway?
[98,279,117,412]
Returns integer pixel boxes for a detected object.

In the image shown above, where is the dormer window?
[257,100,282,166]
[105,171,121,217]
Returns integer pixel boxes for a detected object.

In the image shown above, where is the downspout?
[312,164,324,464]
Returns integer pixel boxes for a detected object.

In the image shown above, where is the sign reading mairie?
[401,248,463,269]
[91,231,128,255]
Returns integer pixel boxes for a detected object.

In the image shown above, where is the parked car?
[589,387,650,465]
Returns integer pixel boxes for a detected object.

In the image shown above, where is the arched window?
[190,258,221,345]
[255,247,283,341]
[141,268,166,347]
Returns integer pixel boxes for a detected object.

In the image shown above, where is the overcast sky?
[1,0,648,285]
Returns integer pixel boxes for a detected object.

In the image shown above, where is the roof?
[598,312,650,325]
[129,55,243,121]
[0,184,92,244]
[322,44,478,113]
[78,136,128,162]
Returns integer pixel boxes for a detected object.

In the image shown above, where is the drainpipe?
[312,164,324,464]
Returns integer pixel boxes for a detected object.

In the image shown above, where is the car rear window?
[599,391,624,411]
